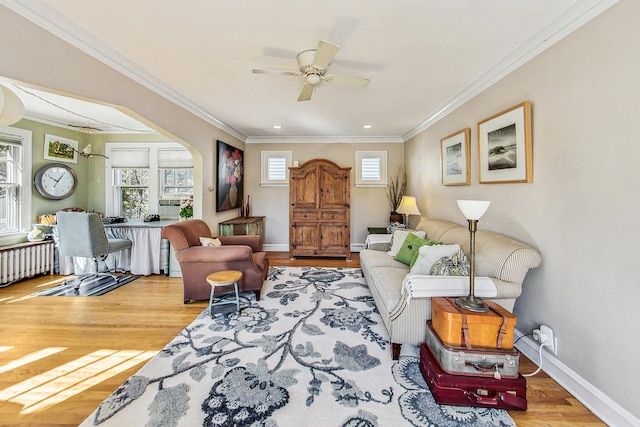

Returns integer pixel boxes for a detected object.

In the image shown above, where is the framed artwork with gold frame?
[478,101,532,184]
[441,128,470,186]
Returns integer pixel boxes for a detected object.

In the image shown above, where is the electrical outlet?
[540,324,558,355]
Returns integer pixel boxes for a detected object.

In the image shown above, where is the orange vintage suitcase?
[431,297,516,350]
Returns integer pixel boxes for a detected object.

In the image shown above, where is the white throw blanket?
[402,274,497,304]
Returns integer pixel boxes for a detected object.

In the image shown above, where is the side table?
[219,216,265,242]
[367,226,390,234]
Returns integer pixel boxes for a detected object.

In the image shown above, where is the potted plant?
[386,163,407,224]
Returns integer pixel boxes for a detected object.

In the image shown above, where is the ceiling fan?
[252,40,370,102]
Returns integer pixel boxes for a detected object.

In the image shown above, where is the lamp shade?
[457,200,490,220]
[396,196,421,216]
[0,85,25,127]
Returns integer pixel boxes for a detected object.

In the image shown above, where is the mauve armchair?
[161,219,269,304]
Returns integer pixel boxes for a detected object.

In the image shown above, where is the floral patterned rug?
[80,267,516,426]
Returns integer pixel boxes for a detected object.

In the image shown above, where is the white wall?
[404,0,639,420]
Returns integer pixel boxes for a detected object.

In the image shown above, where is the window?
[355,150,387,187]
[0,128,31,237]
[161,169,194,197]
[106,143,193,219]
[261,151,292,186]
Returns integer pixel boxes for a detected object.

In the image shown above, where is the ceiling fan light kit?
[253,39,370,102]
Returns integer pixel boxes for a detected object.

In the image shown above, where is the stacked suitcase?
[419,297,527,410]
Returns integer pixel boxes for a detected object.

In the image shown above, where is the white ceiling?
[2,0,616,142]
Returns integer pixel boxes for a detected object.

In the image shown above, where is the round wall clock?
[34,163,78,200]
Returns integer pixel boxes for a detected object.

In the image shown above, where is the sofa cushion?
[409,244,461,275]
[360,248,408,270]
[368,266,410,315]
[387,229,426,257]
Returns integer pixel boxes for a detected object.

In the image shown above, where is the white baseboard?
[515,329,639,427]
[263,243,289,252]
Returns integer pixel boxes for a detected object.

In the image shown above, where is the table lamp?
[455,199,491,313]
[396,196,421,226]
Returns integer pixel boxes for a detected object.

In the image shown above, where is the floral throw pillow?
[430,251,470,276]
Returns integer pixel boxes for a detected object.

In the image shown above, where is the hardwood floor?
[0,252,604,426]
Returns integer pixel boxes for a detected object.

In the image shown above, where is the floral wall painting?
[216,140,244,212]
[441,128,470,186]
[43,134,78,163]
[478,101,533,184]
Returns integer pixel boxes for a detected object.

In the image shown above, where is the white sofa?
[360,218,542,359]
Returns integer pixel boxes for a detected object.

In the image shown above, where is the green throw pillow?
[394,233,440,266]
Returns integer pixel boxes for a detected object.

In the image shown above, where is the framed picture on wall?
[478,101,532,184]
[216,140,244,212]
[440,128,470,186]
[43,134,78,164]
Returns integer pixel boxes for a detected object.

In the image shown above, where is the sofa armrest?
[175,245,253,263]
[365,234,392,252]
[218,235,263,252]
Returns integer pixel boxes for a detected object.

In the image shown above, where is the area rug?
[80,267,515,426]
[34,274,139,297]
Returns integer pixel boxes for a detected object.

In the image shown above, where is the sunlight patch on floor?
[0,347,66,375]
[0,348,157,414]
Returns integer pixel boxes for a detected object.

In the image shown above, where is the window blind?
[110,148,150,168]
[158,149,194,168]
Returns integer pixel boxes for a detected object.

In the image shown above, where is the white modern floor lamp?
[455,199,491,313]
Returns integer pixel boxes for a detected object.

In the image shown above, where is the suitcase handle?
[465,361,503,373]
[466,391,527,410]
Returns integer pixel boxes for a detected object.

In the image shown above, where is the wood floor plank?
[0,252,604,426]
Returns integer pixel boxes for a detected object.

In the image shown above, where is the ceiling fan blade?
[252,68,299,76]
[298,84,314,102]
[323,74,370,88]
[312,40,340,69]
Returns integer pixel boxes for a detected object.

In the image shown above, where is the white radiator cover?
[0,241,55,285]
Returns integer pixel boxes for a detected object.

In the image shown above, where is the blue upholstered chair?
[56,211,132,282]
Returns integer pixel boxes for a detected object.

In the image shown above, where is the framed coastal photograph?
[478,101,532,184]
[43,134,78,164]
[441,128,470,186]
[216,140,244,212]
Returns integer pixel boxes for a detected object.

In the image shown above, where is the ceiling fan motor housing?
[298,49,325,84]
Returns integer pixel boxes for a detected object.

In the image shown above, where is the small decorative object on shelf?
[179,195,194,221]
[245,195,251,217]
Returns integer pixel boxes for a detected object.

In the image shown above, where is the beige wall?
[243,142,404,247]
[404,0,639,419]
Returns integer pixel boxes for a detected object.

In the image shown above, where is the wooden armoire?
[289,159,351,260]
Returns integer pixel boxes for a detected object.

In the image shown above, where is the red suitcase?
[419,343,527,410]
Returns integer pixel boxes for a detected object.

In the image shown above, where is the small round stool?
[206,270,242,316]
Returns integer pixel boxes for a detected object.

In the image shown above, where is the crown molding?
[2,0,247,142]
[403,0,619,141]
[245,135,404,144]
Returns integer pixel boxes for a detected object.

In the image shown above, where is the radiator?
[0,241,55,285]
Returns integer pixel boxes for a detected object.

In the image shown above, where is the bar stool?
[206,270,242,316]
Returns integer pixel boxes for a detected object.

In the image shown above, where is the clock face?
[34,163,78,200]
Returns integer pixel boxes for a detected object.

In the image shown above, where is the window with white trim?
[106,142,193,219]
[355,150,387,187]
[261,151,292,186]
[0,128,32,236]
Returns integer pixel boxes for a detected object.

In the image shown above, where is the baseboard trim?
[515,329,638,427]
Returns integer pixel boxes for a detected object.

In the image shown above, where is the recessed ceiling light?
[272,125,282,129]
[363,125,372,129]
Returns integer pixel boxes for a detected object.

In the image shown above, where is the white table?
[57,220,176,276]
